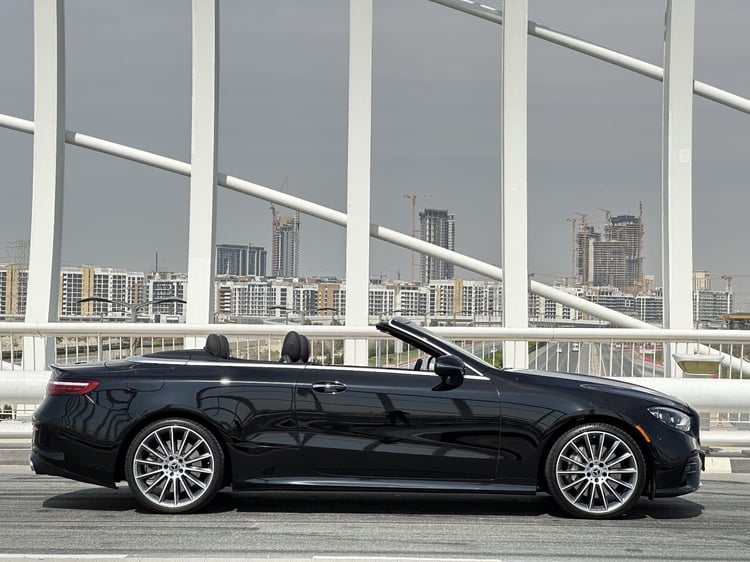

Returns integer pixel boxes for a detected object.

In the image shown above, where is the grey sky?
[1,1,749,299]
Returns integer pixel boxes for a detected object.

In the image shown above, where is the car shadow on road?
[42,486,138,512]
[41,487,703,520]
[207,490,704,520]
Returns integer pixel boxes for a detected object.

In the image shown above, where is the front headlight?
[648,406,692,432]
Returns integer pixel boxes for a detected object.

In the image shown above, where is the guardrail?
[2,322,749,445]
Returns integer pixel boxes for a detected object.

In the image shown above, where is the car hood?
[504,368,693,410]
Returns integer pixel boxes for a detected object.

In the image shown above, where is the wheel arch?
[535,413,654,494]
[114,408,233,486]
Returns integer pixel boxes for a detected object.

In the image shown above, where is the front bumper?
[652,448,702,498]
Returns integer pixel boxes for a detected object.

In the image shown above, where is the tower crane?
[721,273,750,293]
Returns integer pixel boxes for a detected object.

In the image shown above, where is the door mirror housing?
[432,354,465,391]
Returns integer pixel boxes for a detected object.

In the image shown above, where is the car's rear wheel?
[545,423,645,519]
[125,418,224,514]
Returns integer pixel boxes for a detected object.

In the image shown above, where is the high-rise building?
[216,244,267,277]
[271,212,300,278]
[419,209,455,283]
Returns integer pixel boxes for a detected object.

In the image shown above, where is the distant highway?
[530,342,665,377]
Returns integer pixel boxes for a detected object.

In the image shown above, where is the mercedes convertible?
[31,318,703,518]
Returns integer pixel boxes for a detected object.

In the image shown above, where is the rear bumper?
[30,447,117,489]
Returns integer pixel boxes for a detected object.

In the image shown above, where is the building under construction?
[574,205,645,294]
[271,212,300,278]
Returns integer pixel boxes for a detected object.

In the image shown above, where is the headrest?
[205,333,230,359]
[280,331,302,363]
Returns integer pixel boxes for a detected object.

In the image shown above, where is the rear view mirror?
[432,354,465,391]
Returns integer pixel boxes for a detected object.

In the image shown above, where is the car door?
[294,364,501,481]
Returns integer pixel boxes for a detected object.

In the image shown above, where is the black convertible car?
[31,318,702,518]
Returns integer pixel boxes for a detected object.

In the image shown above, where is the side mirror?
[432,354,465,391]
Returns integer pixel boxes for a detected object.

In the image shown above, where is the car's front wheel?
[545,423,645,519]
[125,418,224,513]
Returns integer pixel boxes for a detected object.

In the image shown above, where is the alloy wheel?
[128,421,220,512]
[549,425,644,518]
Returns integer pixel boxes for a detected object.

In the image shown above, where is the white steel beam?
[185,0,219,349]
[662,1,695,377]
[427,0,750,115]
[344,0,373,365]
[24,0,66,370]
[500,0,529,368]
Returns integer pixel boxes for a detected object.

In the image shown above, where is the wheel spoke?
[597,483,608,510]
[135,468,163,480]
[141,443,165,461]
[183,471,208,490]
[154,432,170,457]
[584,434,597,461]
[186,453,213,464]
[573,480,592,503]
[602,440,620,464]
[135,458,162,467]
[144,474,167,495]
[560,454,587,468]
[561,476,586,491]
[609,477,636,490]
[603,479,624,504]
[179,476,194,501]
[570,442,591,464]
[172,478,179,506]
[608,452,633,466]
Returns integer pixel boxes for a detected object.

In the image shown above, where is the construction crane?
[566,218,576,283]
[573,211,588,230]
[721,273,750,293]
[403,194,432,282]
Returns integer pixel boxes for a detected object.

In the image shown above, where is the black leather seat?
[204,333,230,359]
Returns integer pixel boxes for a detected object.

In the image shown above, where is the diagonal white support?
[24,0,66,370]
[344,0,373,365]
[185,0,219,349]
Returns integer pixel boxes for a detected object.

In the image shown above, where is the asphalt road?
[0,466,748,561]
[530,342,664,378]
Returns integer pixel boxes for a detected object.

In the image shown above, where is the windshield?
[377,317,495,371]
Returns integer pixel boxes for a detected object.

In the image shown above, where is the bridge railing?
[2,322,749,445]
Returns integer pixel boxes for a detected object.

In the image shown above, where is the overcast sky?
[1,1,749,300]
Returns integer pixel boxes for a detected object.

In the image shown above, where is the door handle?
[312,382,347,394]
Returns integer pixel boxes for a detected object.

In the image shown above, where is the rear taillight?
[46,380,99,396]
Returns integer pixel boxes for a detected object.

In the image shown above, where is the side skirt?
[233,477,536,495]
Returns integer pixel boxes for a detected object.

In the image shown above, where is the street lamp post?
[77,296,187,356]
[267,305,292,324]
[78,296,187,323]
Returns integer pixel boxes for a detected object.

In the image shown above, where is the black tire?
[125,418,224,514]
[545,423,645,519]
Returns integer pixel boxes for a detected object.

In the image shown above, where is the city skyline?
[1,2,749,298]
